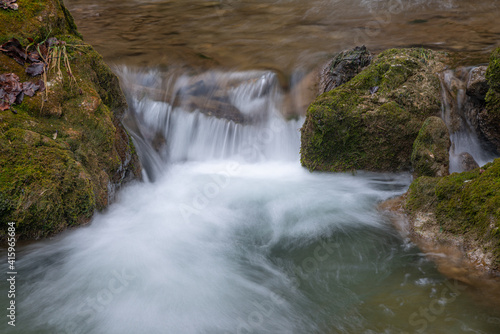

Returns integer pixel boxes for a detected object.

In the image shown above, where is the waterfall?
[116,68,304,181]
[439,67,497,173]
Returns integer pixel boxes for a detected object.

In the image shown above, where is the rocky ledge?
[0,0,141,241]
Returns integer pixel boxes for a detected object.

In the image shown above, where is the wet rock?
[466,66,489,101]
[282,70,316,118]
[404,158,500,274]
[0,0,141,241]
[458,152,480,172]
[411,116,450,177]
[182,95,245,123]
[439,67,498,157]
[318,45,372,94]
[301,48,445,172]
[439,69,467,134]
[479,48,500,153]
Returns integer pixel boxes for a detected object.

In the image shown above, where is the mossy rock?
[300,48,445,172]
[0,1,141,240]
[405,158,500,269]
[479,48,500,152]
[0,0,80,44]
[411,116,450,177]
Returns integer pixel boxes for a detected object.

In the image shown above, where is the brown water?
[65,0,500,75]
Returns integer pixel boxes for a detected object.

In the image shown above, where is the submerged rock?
[0,0,141,240]
[301,48,445,172]
[411,116,450,177]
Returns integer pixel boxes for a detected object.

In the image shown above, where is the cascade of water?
[117,68,304,181]
[439,68,497,173]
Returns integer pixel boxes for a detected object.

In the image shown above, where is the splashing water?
[439,68,497,173]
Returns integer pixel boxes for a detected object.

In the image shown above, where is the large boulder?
[466,65,489,101]
[0,0,141,240]
[301,48,445,172]
[411,116,450,177]
[405,158,500,272]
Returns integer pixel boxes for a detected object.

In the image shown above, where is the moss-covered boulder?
[0,0,141,240]
[405,158,500,271]
[301,48,445,172]
[478,48,500,152]
[411,116,450,177]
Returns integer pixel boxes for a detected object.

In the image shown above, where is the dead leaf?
[36,79,45,92]
[0,38,26,65]
[26,62,45,76]
[0,73,44,111]
[0,0,18,11]
[1,38,52,76]
[15,91,24,104]
[22,81,40,97]
[0,73,22,104]
[0,100,9,111]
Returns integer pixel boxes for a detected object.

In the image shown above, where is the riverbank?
[301,45,500,278]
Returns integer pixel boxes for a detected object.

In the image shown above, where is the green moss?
[486,48,500,91]
[406,159,500,266]
[411,116,450,177]
[301,48,444,172]
[0,0,70,44]
[0,127,95,238]
[478,47,500,153]
[58,0,81,38]
[485,48,500,116]
[405,176,438,211]
[0,0,141,241]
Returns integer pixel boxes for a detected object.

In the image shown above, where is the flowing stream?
[2,0,500,333]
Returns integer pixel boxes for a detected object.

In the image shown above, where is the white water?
[118,69,304,180]
[440,69,498,173]
[2,69,500,334]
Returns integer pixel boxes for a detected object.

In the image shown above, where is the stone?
[478,48,500,153]
[404,158,500,273]
[458,152,479,172]
[0,0,141,241]
[301,48,445,172]
[411,116,450,177]
[318,45,372,94]
[466,66,489,101]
